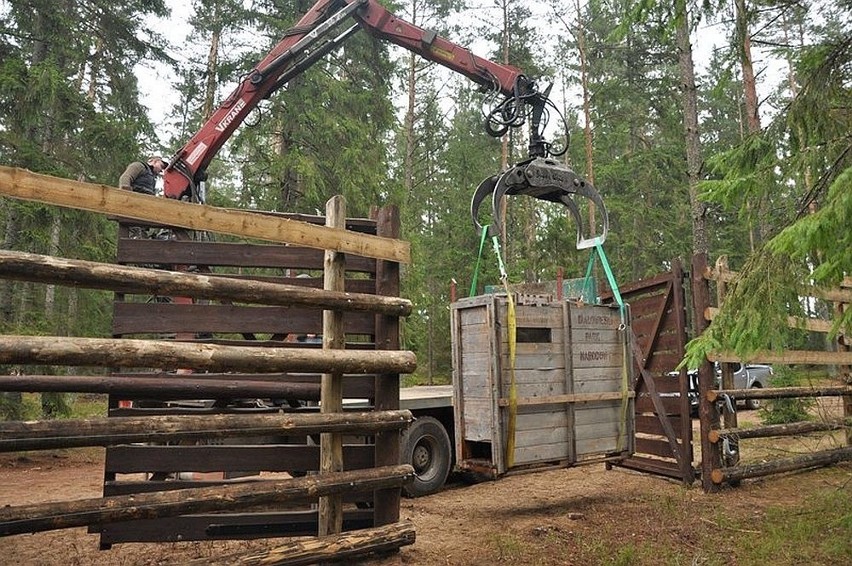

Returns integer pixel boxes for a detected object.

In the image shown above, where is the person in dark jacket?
[118,155,168,195]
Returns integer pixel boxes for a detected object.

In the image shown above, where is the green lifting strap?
[583,243,630,453]
[469,224,490,297]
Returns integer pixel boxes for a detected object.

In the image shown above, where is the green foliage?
[770,165,852,302]
[758,366,814,425]
[686,13,851,358]
[0,392,40,421]
[683,249,806,369]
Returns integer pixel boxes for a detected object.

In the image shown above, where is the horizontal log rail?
[0,410,413,452]
[0,464,414,536]
[704,306,835,334]
[0,250,412,316]
[0,336,417,374]
[709,350,852,366]
[0,167,410,263]
[708,419,851,444]
[711,446,852,484]
[0,373,321,401]
[707,385,852,402]
[703,265,852,303]
[190,522,416,566]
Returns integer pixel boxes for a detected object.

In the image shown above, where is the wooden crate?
[451,293,634,478]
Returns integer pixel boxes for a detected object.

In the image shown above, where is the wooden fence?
[692,253,852,492]
[0,169,417,563]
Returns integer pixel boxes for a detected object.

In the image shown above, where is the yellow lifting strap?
[489,234,517,469]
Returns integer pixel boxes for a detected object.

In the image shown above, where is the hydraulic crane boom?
[163,0,608,247]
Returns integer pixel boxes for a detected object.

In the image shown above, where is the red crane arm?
[163,0,540,200]
[353,0,525,96]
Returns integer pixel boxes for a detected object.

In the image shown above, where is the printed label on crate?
[569,305,621,329]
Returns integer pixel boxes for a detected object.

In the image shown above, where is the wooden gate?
[601,260,695,484]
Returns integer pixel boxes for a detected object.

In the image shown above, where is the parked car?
[686,362,773,414]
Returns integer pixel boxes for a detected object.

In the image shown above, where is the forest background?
[0,0,849,418]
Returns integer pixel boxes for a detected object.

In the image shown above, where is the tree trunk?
[203,24,221,120]
[575,0,596,233]
[675,0,708,256]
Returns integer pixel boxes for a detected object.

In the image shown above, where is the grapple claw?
[470,174,500,237]
[470,158,608,249]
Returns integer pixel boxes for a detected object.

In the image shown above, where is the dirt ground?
[0,433,850,566]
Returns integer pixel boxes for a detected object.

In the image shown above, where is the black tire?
[745,385,762,410]
[400,416,452,497]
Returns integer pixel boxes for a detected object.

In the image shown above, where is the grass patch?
[488,532,524,563]
[732,487,852,565]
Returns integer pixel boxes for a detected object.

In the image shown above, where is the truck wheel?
[745,385,762,410]
[400,416,451,497]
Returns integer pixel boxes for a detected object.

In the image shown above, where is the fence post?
[691,253,722,492]
[715,256,739,467]
[373,205,402,527]
[319,195,346,537]
[839,279,851,446]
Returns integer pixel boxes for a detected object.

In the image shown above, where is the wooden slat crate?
[451,293,634,478]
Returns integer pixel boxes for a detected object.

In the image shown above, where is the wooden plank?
[614,455,690,480]
[635,437,684,459]
[497,391,633,407]
[635,414,689,438]
[97,509,374,543]
[0,166,409,263]
[569,305,622,329]
[574,404,621,426]
[635,395,683,414]
[513,441,572,464]
[573,377,624,394]
[117,239,377,273]
[571,328,622,344]
[461,397,494,442]
[644,352,686,374]
[571,343,624,369]
[458,305,488,326]
[573,367,624,383]
[112,303,375,336]
[501,352,566,371]
[576,436,619,456]
[513,425,571,448]
[500,380,567,399]
[104,444,375,474]
[513,409,570,431]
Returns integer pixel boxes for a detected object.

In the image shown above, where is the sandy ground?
[1,435,850,566]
